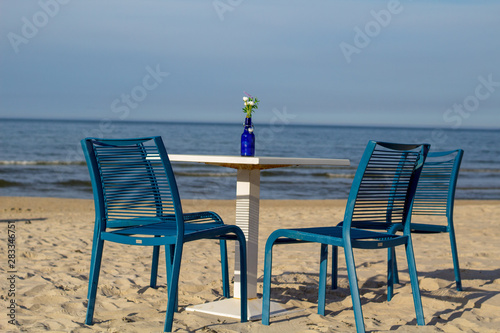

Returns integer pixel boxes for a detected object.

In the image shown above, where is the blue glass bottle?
[241,117,255,156]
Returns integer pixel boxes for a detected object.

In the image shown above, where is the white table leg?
[234,168,260,299]
[186,167,298,320]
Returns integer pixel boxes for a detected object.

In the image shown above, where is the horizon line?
[1,116,498,131]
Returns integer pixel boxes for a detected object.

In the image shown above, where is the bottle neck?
[244,117,252,127]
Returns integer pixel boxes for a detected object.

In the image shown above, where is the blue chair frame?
[82,136,247,332]
[262,141,429,333]
[388,149,464,293]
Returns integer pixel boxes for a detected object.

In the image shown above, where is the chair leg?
[448,221,462,291]
[85,239,104,325]
[87,228,100,299]
[262,237,275,325]
[235,232,248,323]
[387,247,396,301]
[164,244,183,332]
[405,240,425,326]
[165,244,178,313]
[387,225,400,286]
[318,244,328,316]
[331,245,338,290]
[344,244,365,333]
[220,239,230,298]
[150,245,160,288]
[393,249,400,284]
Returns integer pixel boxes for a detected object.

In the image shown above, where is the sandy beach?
[1,197,499,332]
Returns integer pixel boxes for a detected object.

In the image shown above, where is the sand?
[1,197,499,332]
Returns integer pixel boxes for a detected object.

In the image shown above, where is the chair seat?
[113,221,223,234]
[345,221,401,231]
[104,221,239,244]
[386,222,449,234]
[272,226,409,249]
[409,223,449,233]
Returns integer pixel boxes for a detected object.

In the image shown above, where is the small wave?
[460,168,500,173]
[0,179,23,187]
[56,180,92,187]
[0,160,86,166]
[325,173,355,179]
[458,186,500,190]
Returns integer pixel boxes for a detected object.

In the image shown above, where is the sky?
[1,0,499,129]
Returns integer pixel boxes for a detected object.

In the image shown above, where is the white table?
[169,154,350,320]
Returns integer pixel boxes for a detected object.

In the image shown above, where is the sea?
[1,118,499,201]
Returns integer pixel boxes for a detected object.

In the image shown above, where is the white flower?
[243,96,249,102]
[248,101,255,106]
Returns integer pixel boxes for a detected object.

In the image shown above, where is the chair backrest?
[343,141,430,236]
[411,149,464,219]
[81,136,184,230]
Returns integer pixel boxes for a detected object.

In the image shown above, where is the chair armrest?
[183,211,224,224]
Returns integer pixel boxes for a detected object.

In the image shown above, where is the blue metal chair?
[82,137,247,332]
[388,149,464,293]
[332,149,464,300]
[262,141,429,333]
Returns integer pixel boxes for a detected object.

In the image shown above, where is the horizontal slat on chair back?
[351,144,423,228]
[412,153,456,216]
[92,139,175,228]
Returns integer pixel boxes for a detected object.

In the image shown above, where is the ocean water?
[0,118,499,200]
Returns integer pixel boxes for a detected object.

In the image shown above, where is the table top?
[168,154,350,170]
